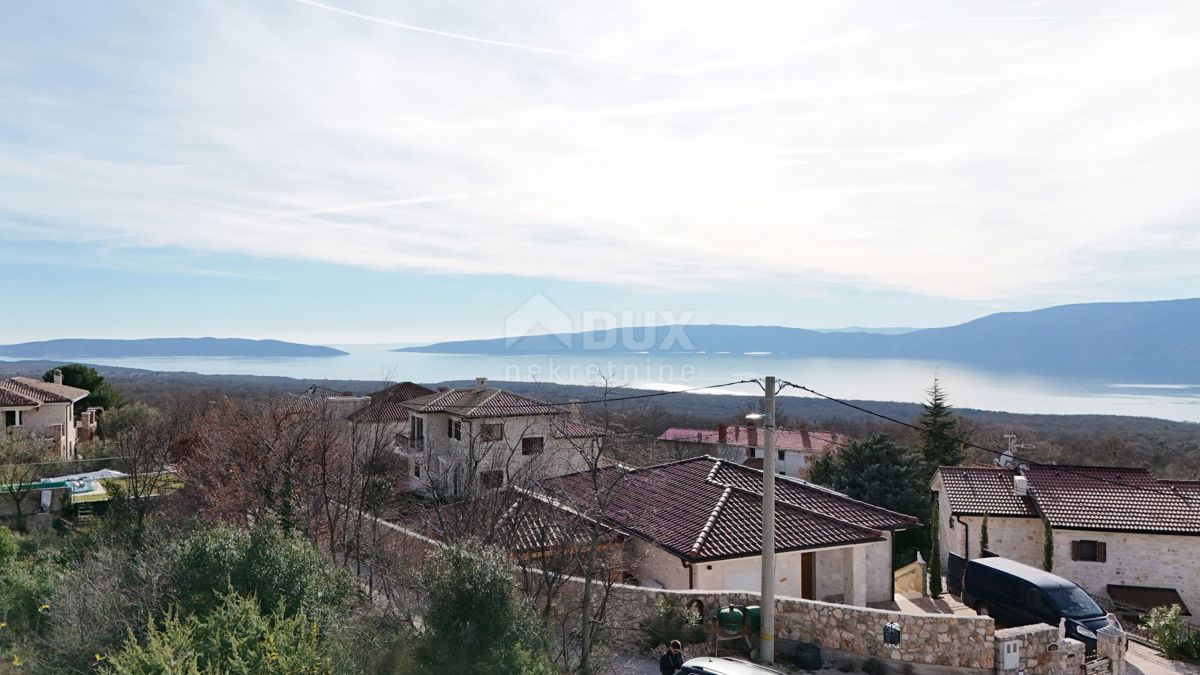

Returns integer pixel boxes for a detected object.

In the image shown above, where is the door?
[801,552,816,600]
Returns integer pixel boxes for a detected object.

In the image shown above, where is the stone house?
[657,423,844,477]
[344,382,435,460]
[537,456,918,606]
[400,378,603,495]
[933,464,1200,621]
[0,371,93,458]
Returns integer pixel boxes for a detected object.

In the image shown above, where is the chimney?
[717,423,728,444]
[1013,475,1029,497]
[474,377,488,392]
[53,369,63,385]
[747,420,758,447]
[437,386,449,393]
[569,399,582,419]
[799,423,811,450]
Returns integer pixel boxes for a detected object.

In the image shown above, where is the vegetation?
[928,500,943,598]
[42,364,124,413]
[639,595,705,649]
[1141,604,1200,662]
[1042,518,1054,572]
[916,378,968,471]
[979,513,989,552]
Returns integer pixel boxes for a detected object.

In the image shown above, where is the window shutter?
[447,418,453,437]
[1096,542,1107,562]
[1070,541,1080,561]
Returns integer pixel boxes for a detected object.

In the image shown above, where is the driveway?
[1126,641,1200,675]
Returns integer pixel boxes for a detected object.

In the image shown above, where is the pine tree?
[918,377,967,470]
[980,513,989,552]
[928,500,943,597]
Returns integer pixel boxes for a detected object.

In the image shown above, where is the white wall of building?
[20,401,76,457]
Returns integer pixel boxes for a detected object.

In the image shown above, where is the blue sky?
[2,1,1198,345]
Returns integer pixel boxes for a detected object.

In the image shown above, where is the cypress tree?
[928,500,943,597]
[980,513,990,553]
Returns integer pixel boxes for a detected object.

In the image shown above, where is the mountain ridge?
[0,337,348,358]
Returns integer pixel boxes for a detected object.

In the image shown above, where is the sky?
[2,0,1198,345]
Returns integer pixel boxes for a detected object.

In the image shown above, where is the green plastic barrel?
[744,606,761,632]
[717,607,744,632]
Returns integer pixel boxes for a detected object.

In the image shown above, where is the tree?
[979,513,990,553]
[806,434,927,518]
[43,364,124,414]
[1042,518,1054,572]
[0,433,54,531]
[928,500,943,597]
[917,378,967,472]
[417,542,556,674]
[104,592,332,674]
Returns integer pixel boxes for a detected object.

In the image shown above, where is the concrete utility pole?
[760,375,777,663]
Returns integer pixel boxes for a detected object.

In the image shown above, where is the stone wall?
[554,576,997,670]
[1052,530,1200,615]
[994,624,1085,675]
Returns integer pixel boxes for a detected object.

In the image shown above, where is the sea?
[7,344,1199,423]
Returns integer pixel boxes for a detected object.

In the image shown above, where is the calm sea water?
[7,344,1199,422]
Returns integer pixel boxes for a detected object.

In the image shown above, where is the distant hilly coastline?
[396,298,1200,377]
[0,338,348,359]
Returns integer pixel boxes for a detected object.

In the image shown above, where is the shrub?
[172,525,355,628]
[640,595,706,648]
[416,542,557,674]
[104,592,331,674]
[1142,604,1200,662]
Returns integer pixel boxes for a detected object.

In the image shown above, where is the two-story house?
[400,378,602,495]
[0,371,91,458]
[657,423,844,477]
[344,381,435,453]
[932,464,1200,623]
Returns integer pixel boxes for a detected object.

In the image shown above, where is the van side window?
[1071,540,1107,562]
[1025,587,1051,614]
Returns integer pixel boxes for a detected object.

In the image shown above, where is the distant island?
[0,338,348,358]
[397,298,1200,378]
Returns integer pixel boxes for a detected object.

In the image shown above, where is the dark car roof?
[968,557,1076,590]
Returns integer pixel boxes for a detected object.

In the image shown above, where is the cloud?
[1,0,1198,302]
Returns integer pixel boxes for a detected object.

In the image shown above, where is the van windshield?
[1046,587,1103,619]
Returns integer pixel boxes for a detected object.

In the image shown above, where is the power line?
[779,380,1184,498]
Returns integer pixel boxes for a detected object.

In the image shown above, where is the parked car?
[679,656,787,674]
[962,556,1111,652]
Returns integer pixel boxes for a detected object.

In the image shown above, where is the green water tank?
[744,606,761,632]
[717,607,744,632]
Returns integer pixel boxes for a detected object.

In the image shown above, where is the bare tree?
[0,432,54,531]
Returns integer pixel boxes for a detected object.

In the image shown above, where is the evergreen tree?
[807,433,927,518]
[928,501,943,597]
[980,513,990,552]
[918,377,966,471]
[43,364,124,414]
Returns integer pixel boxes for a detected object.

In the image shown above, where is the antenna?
[997,434,1035,469]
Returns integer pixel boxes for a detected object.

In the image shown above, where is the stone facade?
[1052,530,1200,615]
[994,624,1086,675]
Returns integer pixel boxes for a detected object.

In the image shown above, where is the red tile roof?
[936,465,1200,535]
[658,426,845,453]
[1022,465,1200,534]
[541,456,894,563]
[346,382,435,423]
[0,377,87,405]
[0,386,41,408]
[937,466,1039,518]
[402,387,566,419]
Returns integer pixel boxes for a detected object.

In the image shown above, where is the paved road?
[1126,642,1200,675]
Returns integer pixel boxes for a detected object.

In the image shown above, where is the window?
[521,437,544,455]
[480,423,504,441]
[778,450,786,461]
[3,411,18,427]
[414,463,421,478]
[480,470,503,489]
[411,416,425,442]
[446,418,461,440]
[746,447,757,458]
[1071,540,1106,562]
[777,469,785,475]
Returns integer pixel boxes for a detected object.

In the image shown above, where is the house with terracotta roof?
[0,370,92,458]
[536,455,918,606]
[657,423,844,477]
[400,378,604,495]
[933,464,1200,622]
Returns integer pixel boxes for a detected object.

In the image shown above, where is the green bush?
[104,592,331,674]
[172,525,355,629]
[1142,604,1200,662]
[640,595,706,649]
[415,542,558,675]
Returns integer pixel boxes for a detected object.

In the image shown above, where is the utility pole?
[760,375,777,663]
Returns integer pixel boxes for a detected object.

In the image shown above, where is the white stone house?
[542,456,919,606]
[657,423,844,477]
[0,372,91,458]
[933,464,1200,620]
[400,378,603,495]
[344,382,435,454]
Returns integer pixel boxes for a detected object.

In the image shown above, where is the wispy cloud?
[1,0,1198,303]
